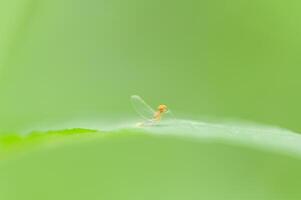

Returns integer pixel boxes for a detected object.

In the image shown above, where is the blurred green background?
[2,134,301,200]
[2,1,301,200]
[0,0,301,132]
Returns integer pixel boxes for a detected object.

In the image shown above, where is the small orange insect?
[131,95,169,126]
[153,104,168,121]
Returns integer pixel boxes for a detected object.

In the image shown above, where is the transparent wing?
[131,95,156,120]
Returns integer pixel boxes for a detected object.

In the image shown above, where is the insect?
[131,95,169,126]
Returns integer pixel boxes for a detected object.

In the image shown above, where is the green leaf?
[0,120,301,200]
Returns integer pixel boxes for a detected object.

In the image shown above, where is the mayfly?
[131,95,169,126]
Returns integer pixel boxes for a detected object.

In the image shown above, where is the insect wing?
[131,95,156,120]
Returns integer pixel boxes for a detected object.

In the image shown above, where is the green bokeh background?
[1,134,301,200]
[1,1,301,199]
[1,0,301,132]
